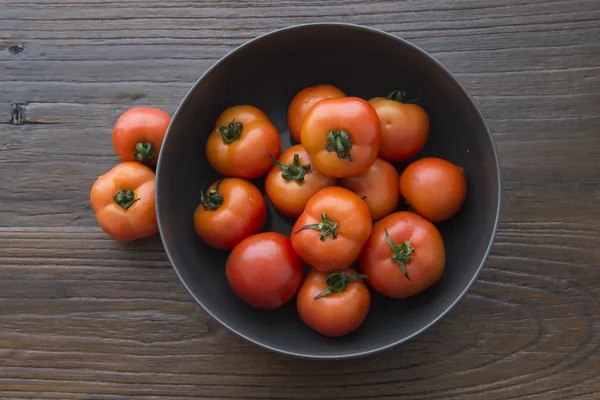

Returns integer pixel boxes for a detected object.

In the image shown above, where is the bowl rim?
[155,21,502,360]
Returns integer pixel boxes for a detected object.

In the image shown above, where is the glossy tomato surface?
[226,232,305,309]
[112,107,171,166]
[265,144,337,217]
[291,186,372,271]
[287,84,346,143]
[193,178,266,251]
[91,162,158,241]
[340,158,400,221]
[206,105,281,179]
[300,97,381,178]
[369,95,429,162]
[297,269,370,337]
[359,211,445,298]
[399,157,467,222]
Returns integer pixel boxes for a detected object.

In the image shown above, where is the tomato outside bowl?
[155,23,501,359]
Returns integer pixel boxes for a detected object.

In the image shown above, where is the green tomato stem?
[386,90,419,104]
[325,130,353,161]
[385,228,414,280]
[133,142,156,164]
[271,152,311,182]
[315,271,369,299]
[113,189,140,210]
[219,120,243,144]
[294,213,339,241]
[200,180,224,211]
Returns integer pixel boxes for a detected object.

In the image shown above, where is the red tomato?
[265,144,337,217]
[193,178,266,250]
[287,84,346,143]
[90,162,157,241]
[226,232,305,309]
[368,91,429,162]
[399,157,467,222]
[291,186,372,272]
[300,97,381,178]
[206,105,281,179]
[340,158,400,221]
[112,107,171,166]
[297,269,370,337]
[359,211,445,298]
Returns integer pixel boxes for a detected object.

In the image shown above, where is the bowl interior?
[156,23,500,359]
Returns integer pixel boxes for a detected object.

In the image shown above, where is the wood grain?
[1,0,599,398]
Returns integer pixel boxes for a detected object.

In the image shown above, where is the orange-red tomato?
[340,158,400,221]
[368,91,429,162]
[112,107,172,166]
[297,269,370,337]
[265,144,337,217]
[359,211,445,299]
[193,178,266,251]
[90,162,158,241]
[300,97,381,178]
[287,84,346,143]
[399,157,467,222]
[226,232,305,309]
[291,186,372,271]
[206,105,281,179]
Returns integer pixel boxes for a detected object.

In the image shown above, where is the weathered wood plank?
[0,223,598,399]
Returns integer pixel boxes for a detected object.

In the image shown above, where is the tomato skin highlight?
[265,144,337,217]
[226,232,305,309]
[368,97,429,162]
[112,107,172,166]
[193,178,266,251]
[399,157,467,222]
[359,211,445,299]
[291,186,372,272]
[340,158,400,221]
[90,162,158,241]
[297,268,370,337]
[287,84,346,143]
[206,105,282,179]
[300,97,381,178]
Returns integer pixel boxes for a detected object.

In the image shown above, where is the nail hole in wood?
[8,44,25,55]
[11,103,27,125]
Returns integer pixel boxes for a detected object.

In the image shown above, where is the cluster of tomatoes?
[90,107,171,241]
[194,84,467,337]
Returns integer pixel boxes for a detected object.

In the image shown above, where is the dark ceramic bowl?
[156,23,501,359]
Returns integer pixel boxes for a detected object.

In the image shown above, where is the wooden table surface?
[2,1,600,399]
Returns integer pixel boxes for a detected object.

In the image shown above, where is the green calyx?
[325,130,353,161]
[113,189,140,210]
[133,142,156,164]
[314,271,369,299]
[219,120,243,144]
[386,90,418,104]
[294,213,339,241]
[271,153,311,182]
[385,228,414,280]
[200,180,224,211]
